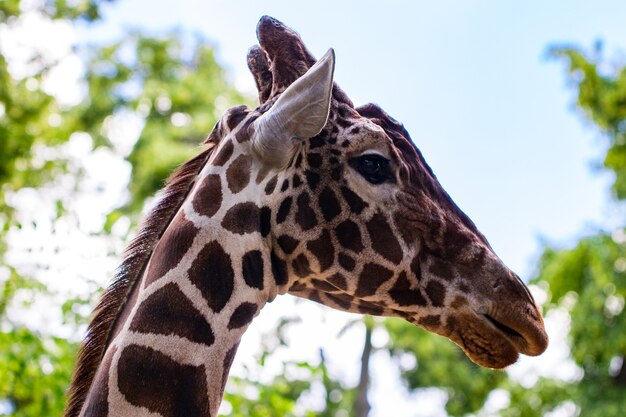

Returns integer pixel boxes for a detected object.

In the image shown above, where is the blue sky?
[80,0,626,280]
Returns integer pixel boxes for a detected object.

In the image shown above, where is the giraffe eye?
[350,154,393,185]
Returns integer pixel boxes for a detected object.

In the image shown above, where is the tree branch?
[355,319,373,417]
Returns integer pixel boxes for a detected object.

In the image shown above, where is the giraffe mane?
[64,136,218,417]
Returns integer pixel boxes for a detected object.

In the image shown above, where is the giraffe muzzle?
[440,294,548,369]
[482,302,549,358]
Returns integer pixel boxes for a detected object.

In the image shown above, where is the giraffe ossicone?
[66,15,548,417]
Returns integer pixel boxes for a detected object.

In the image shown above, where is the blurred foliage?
[529,231,626,416]
[77,33,246,216]
[223,316,358,417]
[550,43,626,200]
[532,44,626,416]
[386,318,507,416]
[225,357,356,417]
[0,329,77,417]
[0,0,114,22]
[1,2,114,414]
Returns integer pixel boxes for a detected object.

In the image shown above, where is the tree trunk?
[355,320,373,417]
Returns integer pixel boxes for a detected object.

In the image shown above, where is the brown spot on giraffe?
[259,206,272,237]
[145,212,198,287]
[289,280,307,292]
[327,272,348,290]
[193,174,222,218]
[324,292,352,310]
[130,283,215,346]
[277,234,299,254]
[307,153,323,168]
[426,280,446,307]
[335,219,365,252]
[366,212,403,264]
[340,185,367,214]
[293,174,302,188]
[225,106,247,130]
[304,170,320,191]
[226,154,252,193]
[221,202,260,234]
[451,296,468,309]
[292,253,312,278]
[213,140,233,166]
[410,253,422,281]
[270,250,289,286]
[220,343,239,398]
[228,302,258,329]
[309,135,325,149]
[389,271,427,306]
[264,175,278,194]
[306,229,334,272]
[419,315,441,329]
[235,118,254,143]
[276,196,292,224]
[241,250,265,290]
[256,164,271,184]
[117,345,209,417]
[356,302,384,316]
[429,258,455,281]
[295,192,317,231]
[356,263,394,297]
[188,241,234,313]
[318,186,341,222]
[338,253,356,271]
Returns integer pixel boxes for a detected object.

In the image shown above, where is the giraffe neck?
[80,121,286,417]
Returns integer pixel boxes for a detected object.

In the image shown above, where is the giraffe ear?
[247,45,273,105]
[251,48,335,167]
[256,15,317,96]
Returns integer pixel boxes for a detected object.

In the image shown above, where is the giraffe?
[65,16,548,417]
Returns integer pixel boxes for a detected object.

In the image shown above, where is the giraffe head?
[213,16,547,369]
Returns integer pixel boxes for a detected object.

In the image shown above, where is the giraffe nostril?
[526,305,540,322]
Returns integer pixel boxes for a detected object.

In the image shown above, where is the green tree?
[385,318,508,416]
[222,315,358,417]
[1,2,114,415]
[521,43,626,416]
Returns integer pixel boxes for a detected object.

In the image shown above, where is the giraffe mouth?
[441,306,547,369]
[485,312,548,357]
[483,314,526,343]
[435,310,547,369]
[446,313,519,369]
